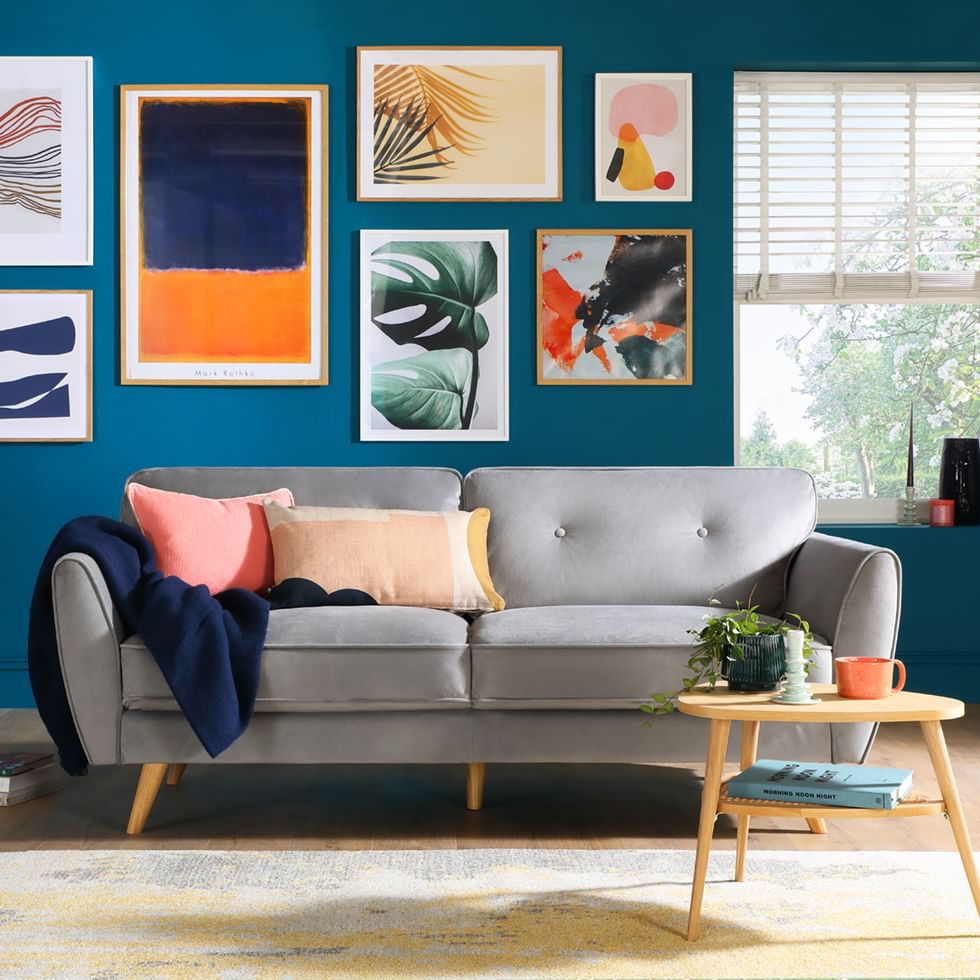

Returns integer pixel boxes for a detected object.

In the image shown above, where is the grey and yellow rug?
[0,848,977,978]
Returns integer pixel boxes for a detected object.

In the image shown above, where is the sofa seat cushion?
[121,606,470,712]
[469,605,831,708]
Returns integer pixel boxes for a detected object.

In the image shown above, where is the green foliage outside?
[741,411,818,471]
[742,179,979,500]
[743,303,980,500]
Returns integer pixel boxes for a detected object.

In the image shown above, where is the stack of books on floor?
[728,759,913,809]
[0,752,64,806]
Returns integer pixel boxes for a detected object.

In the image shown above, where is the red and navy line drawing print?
[0,95,62,222]
[0,315,75,419]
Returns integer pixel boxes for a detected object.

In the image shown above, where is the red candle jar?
[930,499,955,527]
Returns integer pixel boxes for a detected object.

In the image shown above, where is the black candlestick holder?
[939,437,980,525]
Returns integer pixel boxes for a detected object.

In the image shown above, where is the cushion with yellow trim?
[262,500,505,613]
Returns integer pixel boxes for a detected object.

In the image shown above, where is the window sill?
[817,498,929,525]
[818,522,979,531]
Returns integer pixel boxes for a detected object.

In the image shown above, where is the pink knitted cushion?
[127,484,294,594]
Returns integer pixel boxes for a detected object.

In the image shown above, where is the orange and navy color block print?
[138,98,311,362]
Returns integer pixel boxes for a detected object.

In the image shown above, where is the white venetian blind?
[735,72,980,302]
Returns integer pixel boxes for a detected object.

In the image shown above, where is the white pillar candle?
[786,629,804,659]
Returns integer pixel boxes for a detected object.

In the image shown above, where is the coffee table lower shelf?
[719,787,946,820]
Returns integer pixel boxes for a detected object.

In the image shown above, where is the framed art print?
[0,57,93,265]
[361,230,508,441]
[121,85,327,385]
[358,47,561,201]
[537,229,692,385]
[0,290,92,441]
[595,73,691,202]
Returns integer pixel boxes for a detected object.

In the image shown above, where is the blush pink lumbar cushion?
[126,483,295,594]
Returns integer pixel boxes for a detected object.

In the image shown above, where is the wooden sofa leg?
[167,763,187,787]
[806,817,828,835]
[126,763,168,835]
[467,763,486,811]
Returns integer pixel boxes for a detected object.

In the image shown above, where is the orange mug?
[835,656,906,699]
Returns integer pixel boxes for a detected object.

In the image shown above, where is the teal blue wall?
[823,525,980,701]
[2,1,978,705]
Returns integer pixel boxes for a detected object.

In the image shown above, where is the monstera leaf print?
[371,349,472,430]
[371,240,497,429]
[371,240,497,350]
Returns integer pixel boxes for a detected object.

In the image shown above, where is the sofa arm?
[785,532,902,661]
[785,532,901,764]
[51,553,125,765]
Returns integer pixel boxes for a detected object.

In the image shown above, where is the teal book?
[0,751,54,778]
[728,759,913,810]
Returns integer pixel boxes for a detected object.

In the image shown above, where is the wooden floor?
[2,707,978,851]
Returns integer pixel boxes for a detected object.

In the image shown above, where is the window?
[734,72,980,521]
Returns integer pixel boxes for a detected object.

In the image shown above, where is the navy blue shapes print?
[0,372,67,406]
[0,316,75,354]
[0,314,76,423]
[0,383,68,418]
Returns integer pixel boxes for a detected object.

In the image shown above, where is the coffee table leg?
[921,719,980,917]
[735,720,760,882]
[687,718,731,942]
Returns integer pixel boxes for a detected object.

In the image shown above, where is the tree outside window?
[740,302,979,500]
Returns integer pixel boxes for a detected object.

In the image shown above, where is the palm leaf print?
[373,98,452,184]
[373,64,496,158]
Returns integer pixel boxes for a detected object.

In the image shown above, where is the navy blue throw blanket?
[29,516,269,776]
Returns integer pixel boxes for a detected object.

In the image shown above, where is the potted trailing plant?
[643,594,813,716]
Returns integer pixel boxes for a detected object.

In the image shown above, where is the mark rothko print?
[121,86,327,384]
[358,48,561,201]
[537,230,692,385]
[0,291,91,441]
[0,58,92,265]
[595,74,692,202]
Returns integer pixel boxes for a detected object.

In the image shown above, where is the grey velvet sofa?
[50,466,901,833]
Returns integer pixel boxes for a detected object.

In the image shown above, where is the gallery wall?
[1,0,978,705]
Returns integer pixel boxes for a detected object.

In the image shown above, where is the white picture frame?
[360,229,509,442]
[0,290,92,442]
[0,56,93,265]
[595,72,692,202]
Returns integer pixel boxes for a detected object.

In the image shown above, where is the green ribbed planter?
[721,634,786,692]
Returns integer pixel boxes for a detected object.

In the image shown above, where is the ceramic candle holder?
[772,629,821,704]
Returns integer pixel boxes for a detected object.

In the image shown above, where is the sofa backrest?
[463,467,816,613]
[121,467,462,525]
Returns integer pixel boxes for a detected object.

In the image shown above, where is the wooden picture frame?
[357,47,561,202]
[0,56,93,265]
[120,84,328,385]
[537,229,692,385]
[0,289,92,442]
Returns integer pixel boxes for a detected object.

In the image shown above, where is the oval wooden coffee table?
[677,683,977,941]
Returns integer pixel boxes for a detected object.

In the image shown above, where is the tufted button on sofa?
[50,466,901,832]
